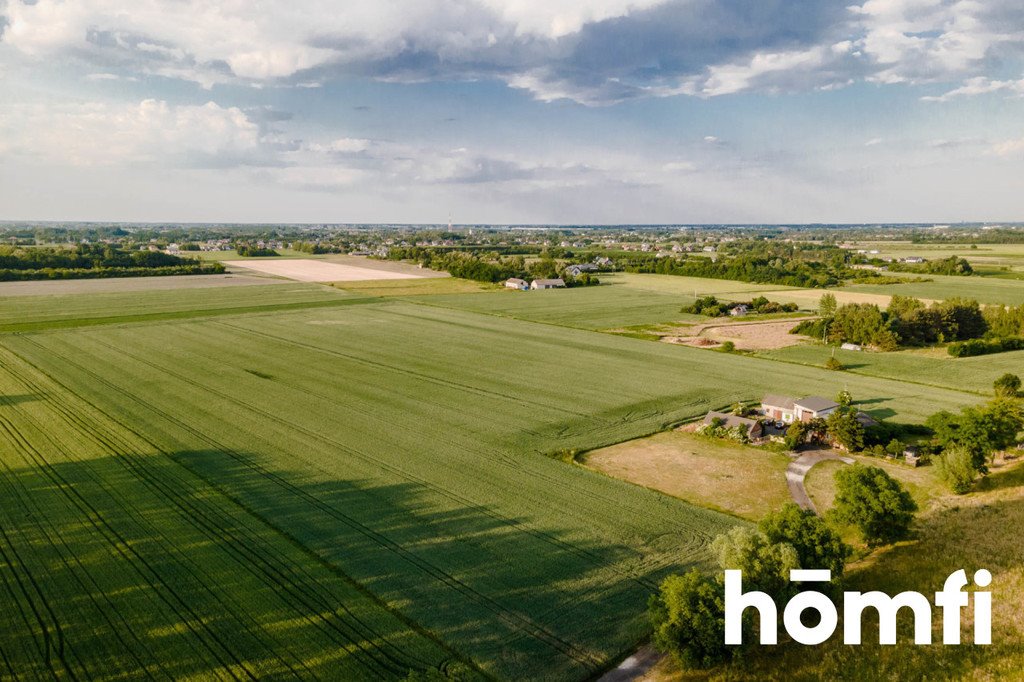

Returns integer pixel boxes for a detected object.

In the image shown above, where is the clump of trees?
[682,295,797,317]
[649,504,850,669]
[235,244,280,257]
[794,293,990,351]
[888,255,973,276]
[925,395,1023,493]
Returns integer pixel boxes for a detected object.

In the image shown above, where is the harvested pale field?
[585,431,792,520]
[225,257,427,282]
[753,288,915,308]
[322,254,449,277]
[656,316,814,350]
[0,273,276,297]
[698,317,814,350]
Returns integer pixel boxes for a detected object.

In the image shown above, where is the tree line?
[0,245,223,280]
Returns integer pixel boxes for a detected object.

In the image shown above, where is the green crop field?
[0,283,366,332]
[0,283,992,680]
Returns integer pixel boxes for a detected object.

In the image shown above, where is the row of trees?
[651,467,917,669]
[383,248,601,286]
[0,244,223,280]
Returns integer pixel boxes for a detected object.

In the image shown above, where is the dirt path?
[787,449,854,514]
[598,646,662,682]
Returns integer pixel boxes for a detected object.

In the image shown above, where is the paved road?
[787,449,854,514]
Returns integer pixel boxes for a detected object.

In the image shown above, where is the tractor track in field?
[87,325,704,590]
[0,412,254,681]
[204,320,720,560]
[9,338,599,675]
[0,348,442,680]
[0,457,160,680]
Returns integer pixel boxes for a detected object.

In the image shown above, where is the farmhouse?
[730,304,749,317]
[531,278,566,290]
[793,396,840,421]
[761,394,797,423]
[702,411,764,440]
[505,278,528,290]
[566,263,598,277]
[760,395,840,423]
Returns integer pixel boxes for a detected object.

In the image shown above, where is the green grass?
[0,283,364,332]
[0,292,987,680]
[839,273,1024,305]
[416,273,802,332]
[759,343,1024,396]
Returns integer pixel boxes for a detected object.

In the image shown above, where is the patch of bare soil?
[660,316,817,350]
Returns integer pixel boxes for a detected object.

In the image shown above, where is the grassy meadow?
[0,268,1011,680]
[839,272,1024,306]
[758,344,1024,396]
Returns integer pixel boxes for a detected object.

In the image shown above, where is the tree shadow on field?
[0,449,676,681]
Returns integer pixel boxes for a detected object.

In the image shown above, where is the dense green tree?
[830,465,917,545]
[818,292,837,318]
[826,407,866,451]
[648,570,731,670]
[759,503,850,582]
[712,527,799,598]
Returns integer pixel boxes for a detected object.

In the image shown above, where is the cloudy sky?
[1,0,1022,224]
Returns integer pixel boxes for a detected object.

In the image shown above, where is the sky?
[0,0,1023,224]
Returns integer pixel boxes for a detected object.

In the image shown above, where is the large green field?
[839,272,1024,305]
[0,281,990,680]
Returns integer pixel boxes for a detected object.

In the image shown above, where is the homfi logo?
[724,569,991,645]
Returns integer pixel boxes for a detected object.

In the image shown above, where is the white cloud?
[991,137,1024,157]
[922,75,1024,101]
[865,137,884,146]
[0,99,263,166]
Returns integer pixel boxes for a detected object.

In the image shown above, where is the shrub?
[948,337,1024,358]
[825,356,844,371]
[934,447,978,494]
[994,373,1022,398]
[719,341,736,353]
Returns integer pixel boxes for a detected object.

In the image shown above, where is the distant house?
[702,411,764,440]
[762,394,797,423]
[505,278,528,290]
[903,445,921,467]
[730,304,749,317]
[594,256,613,267]
[566,263,598,277]
[794,396,840,422]
[840,343,862,351]
[531,278,565,290]
[903,257,925,264]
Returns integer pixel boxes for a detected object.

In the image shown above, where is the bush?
[934,447,978,494]
[719,341,736,353]
[994,373,1022,397]
[948,337,1024,358]
[829,465,917,545]
[825,356,844,371]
